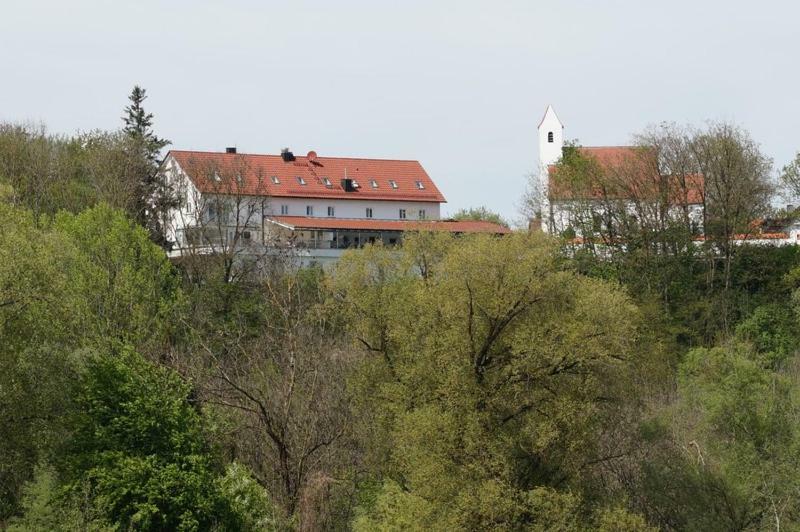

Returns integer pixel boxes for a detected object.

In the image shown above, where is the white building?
[535,105,704,235]
[534,105,800,246]
[160,148,509,267]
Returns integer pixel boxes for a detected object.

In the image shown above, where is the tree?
[451,206,509,227]
[122,85,173,244]
[58,348,237,531]
[779,152,800,201]
[334,232,652,528]
[179,265,358,527]
[691,122,773,295]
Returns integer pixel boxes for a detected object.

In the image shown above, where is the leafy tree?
[53,203,182,354]
[59,348,234,531]
[0,192,87,519]
[667,344,800,530]
[335,232,652,528]
[451,206,509,227]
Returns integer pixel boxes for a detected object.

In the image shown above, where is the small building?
[159,148,509,267]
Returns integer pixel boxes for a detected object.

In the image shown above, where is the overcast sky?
[1,0,797,221]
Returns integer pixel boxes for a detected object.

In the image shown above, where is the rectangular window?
[323,177,332,187]
[415,180,424,189]
[399,209,406,219]
[370,179,378,188]
[306,205,313,216]
[366,207,373,218]
[327,206,335,217]
[418,209,426,219]
[271,176,280,184]
[280,204,289,215]
[297,176,306,185]
[389,180,398,189]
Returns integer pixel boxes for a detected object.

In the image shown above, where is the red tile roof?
[548,146,704,204]
[167,150,446,203]
[267,216,511,234]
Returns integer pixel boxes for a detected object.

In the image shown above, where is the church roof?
[548,146,704,204]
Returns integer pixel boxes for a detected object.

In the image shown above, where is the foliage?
[59,347,232,531]
[335,232,651,528]
[451,206,509,227]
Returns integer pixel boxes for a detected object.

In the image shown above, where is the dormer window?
[548,131,554,143]
[370,179,378,188]
[323,177,332,187]
[389,180,398,189]
[415,180,424,190]
[296,176,306,185]
[271,175,280,184]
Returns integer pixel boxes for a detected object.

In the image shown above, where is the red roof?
[548,146,704,204]
[267,216,511,234]
[168,150,446,203]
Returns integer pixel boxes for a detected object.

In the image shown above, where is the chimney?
[225,147,237,154]
[281,148,295,162]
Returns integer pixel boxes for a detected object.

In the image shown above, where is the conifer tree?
[122,85,173,245]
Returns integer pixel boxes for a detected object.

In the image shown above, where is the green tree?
[451,206,509,227]
[122,85,173,244]
[335,232,652,529]
[59,348,232,531]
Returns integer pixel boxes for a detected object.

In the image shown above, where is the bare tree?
[178,269,359,527]
[690,122,773,293]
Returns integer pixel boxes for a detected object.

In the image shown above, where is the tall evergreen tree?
[122,85,173,245]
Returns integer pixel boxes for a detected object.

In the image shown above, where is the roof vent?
[225,147,237,154]
[281,148,295,162]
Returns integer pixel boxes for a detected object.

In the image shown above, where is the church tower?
[536,105,564,231]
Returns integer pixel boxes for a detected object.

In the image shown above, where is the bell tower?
[536,105,564,230]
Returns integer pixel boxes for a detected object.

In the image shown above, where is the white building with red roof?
[535,105,705,235]
[160,147,509,266]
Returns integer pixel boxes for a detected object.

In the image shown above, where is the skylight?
[323,177,332,187]
[415,180,424,190]
[389,180,398,189]
[271,175,280,184]
[370,179,378,188]
[296,176,306,185]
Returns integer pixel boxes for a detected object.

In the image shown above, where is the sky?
[1,0,798,222]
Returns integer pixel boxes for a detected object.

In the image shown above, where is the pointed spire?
[538,105,563,129]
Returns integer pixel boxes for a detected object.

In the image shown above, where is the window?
[327,206,335,217]
[271,175,280,184]
[547,131,554,143]
[370,179,378,188]
[213,171,222,182]
[389,180,398,189]
[418,209,426,219]
[399,209,406,219]
[415,180,424,190]
[323,177,332,187]
[366,207,373,218]
[297,176,306,185]
[306,205,314,216]
[280,204,289,215]
[352,179,360,188]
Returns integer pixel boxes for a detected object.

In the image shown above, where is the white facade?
[537,105,565,231]
[160,153,445,264]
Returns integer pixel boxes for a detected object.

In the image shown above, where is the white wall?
[161,155,444,247]
[537,105,564,231]
[265,197,440,220]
